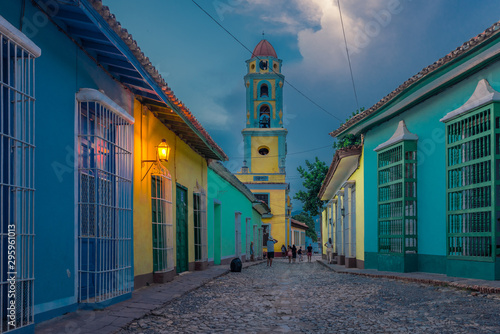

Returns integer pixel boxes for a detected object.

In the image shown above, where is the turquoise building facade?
[208,161,269,265]
[331,21,500,280]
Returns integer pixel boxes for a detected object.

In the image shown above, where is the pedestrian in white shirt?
[324,238,333,264]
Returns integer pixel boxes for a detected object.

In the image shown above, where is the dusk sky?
[104,0,499,210]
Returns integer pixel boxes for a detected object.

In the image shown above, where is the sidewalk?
[35,260,264,334]
[317,259,500,294]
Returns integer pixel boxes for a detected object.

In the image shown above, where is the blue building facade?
[1,2,137,331]
[0,1,228,333]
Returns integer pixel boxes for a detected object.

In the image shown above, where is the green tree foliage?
[292,212,318,242]
[294,157,329,218]
[334,107,365,150]
[332,134,362,150]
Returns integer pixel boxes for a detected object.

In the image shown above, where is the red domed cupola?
[251,39,278,58]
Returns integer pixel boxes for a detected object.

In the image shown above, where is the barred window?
[376,127,418,255]
[77,89,134,303]
[445,107,497,259]
[152,173,173,272]
[0,17,40,333]
[254,193,269,206]
[193,191,207,262]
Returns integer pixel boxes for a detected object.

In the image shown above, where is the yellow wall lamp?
[141,139,171,180]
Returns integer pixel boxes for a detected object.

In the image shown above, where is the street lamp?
[157,139,170,162]
[142,139,170,163]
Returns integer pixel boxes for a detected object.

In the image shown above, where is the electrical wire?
[191,0,344,123]
[226,144,332,160]
[337,0,360,111]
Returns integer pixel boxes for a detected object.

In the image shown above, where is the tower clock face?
[259,60,268,70]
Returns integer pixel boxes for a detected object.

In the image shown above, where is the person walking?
[307,244,313,262]
[266,236,278,267]
[287,245,292,263]
[298,247,303,262]
[281,244,286,258]
[324,238,333,264]
[292,245,297,263]
[250,241,254,261]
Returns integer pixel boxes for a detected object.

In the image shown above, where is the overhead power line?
[227,144,332,160]
[337,0,360,111]
[191,0,343,122]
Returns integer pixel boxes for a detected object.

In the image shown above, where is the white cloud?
[192,96,230,127]
[236,0,408,78]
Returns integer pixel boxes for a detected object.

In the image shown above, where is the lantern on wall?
[142,139,171,163]
[157,139,170,162]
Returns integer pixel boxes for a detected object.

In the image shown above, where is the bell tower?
[241,39,287,175]
[236,39,291,249]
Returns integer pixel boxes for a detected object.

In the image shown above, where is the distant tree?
[294,157,329,218]
[292,212,317,242]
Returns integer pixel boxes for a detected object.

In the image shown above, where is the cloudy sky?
[104,0,499,210]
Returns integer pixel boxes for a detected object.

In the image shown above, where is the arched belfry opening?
[259,105,271,128]
[260,84,269,98]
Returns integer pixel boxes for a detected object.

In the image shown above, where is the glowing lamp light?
[158,139,170,162]
[142,139,171,164]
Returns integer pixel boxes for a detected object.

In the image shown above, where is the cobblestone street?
[119,259,500,333]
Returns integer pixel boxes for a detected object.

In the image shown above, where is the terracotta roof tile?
[88,0,228,161]
[291,218,309,230]
[330,21,500,138]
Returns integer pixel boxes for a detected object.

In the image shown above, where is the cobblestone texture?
[119,260,500,333]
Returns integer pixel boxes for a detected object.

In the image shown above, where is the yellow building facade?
[132,94,227,288]
[319,145,365,268]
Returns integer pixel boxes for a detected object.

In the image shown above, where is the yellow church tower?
[236,39,292,255]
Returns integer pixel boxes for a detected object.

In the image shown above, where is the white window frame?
[76,88,134,303]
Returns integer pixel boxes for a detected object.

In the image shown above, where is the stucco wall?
[363,62,500,261]
[349,149,364,261]
[207,169,262,261]
[133,101,208,272]
[2,1,134,318]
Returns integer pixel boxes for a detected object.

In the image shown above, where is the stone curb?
[316,260,500,294]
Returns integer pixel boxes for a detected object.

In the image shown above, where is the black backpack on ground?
[230,258,242,272]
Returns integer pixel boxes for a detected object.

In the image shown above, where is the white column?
[336,190,344,256]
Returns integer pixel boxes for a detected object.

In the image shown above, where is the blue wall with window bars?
[2,0,134,321]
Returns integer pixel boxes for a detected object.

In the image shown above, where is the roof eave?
[78,0,227,161]
[329,21,500,138]
[318,145,362,200]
